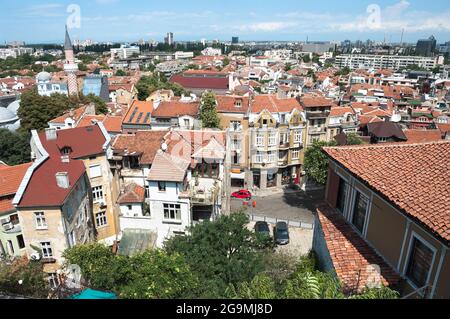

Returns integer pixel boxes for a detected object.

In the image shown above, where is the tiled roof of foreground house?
[0,163,33,213]
[16,125,108,208]
[148,150,190,182]
[112,130,168,165]
[117,183,145,204]
[323,141,450,244]
[316,203,402,293]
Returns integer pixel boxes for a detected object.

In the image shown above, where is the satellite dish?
[391,114,401,123]
[161,143,168,152]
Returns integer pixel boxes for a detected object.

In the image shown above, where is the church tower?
[64,26,79,96]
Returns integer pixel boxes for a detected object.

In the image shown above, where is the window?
[9,214,19,225]
[95,212,107,227]
[352,192,369,233]
[41,242,53,258]
[230,121,241,131]
[255,152,264,164]
[92,186,104,203]
[89,165,102,178]
[336,178,349,214]
[17,235,25,249]
[68,231,76,248]
[279,133,288,145]
[232,139,241,151]
[158,181,166,192]
[35,212,47,230]
[184,119,190,127]
[268,151,276,162]
[268,132,277,146]
[163,204,181,221]
[48,273,59,289]
[280,114,286,124]
[292,149,300,160]
[256,133,264,146]
[127,205,132,211]
[406,237,434,288]
[294,130,302,143]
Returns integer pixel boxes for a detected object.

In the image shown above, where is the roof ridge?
[325,140,450,151]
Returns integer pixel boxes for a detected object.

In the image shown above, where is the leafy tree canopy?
[0,129,31,165]
[304,140,337,185]
[164,212,268,298]
[136,74,187,100]
[199,91,221,129]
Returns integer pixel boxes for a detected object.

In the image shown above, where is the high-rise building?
[416,35,437,57]
[63,26,79,96]
[164,32,174,46]
[232,37,239,44]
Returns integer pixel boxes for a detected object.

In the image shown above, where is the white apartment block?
[335,54,442,70]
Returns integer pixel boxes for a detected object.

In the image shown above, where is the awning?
[70,289,117,299]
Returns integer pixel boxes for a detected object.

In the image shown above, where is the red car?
[231,190,252,200]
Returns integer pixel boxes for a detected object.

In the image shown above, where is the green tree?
[334,67,351,76]
[18,89,73,133]
[164,212,266,298]
[63,244,199,299]
[83,94,108,115]
[302,55,311,63]
[0,258,50,298]
[199,92,220,129]
[115,69,126,76]
[346,133,364,145]
[0,129,31,165]
[225,274,277,299]
[304,140,337,185]
[136,74,187,100]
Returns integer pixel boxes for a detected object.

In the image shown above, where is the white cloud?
[237,22,298,32]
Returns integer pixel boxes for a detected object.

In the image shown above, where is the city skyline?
[1,0,450,44]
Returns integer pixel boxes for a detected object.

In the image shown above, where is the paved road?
[231,189,324,225]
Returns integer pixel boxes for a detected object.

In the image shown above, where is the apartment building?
[12,129,97,282]
[314,141,450,298]
[301,96,334,147]
[0,163,32,258]
[247,95,306,190]
[216,95,251,188]
[335,54,442,70]
[112,129,227,248]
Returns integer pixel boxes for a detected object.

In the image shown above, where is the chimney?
[61,155,70,163]
[45,128,57,141]
[86,103,96,115]
[56,172,70,189]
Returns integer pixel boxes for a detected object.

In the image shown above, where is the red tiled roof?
[216,95,250,114]
[77,115,105,128]
[123,100,153,125]
[403,129,443,144]
[102,116,123,133]
[330,107,355,117]
[169,74,229,90]
[112,130,168,165]
[437,123,450,134]
[117,183,145,204]
[324,141,450,244]
[49,105,87,124]
[0,196,15,214]
[0,163,33,197]
[152,101,199,118]
[17,158,86,208]
[251,95,302,113]
[317,203,401,294]
[39,125,107,159]
[301,96,334,108]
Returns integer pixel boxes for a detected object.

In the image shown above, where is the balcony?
[308,127,327,135]
[306,111,330,119]
[1,222,21,235]
[189,178,221,206]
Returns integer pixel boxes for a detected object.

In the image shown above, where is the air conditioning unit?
[30,253,41,261]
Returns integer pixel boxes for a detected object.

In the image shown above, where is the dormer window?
[60,146,72,156]
[235,99,242,108]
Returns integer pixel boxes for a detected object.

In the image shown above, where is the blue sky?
[1,0,450,43]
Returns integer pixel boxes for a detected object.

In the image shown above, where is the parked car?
[231,189,252,200]
[254,221,271,238]
[274,222,290,245]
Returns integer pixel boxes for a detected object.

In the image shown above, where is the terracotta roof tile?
[0,163,33,196]
[324,141,450,244]
[317,203,402,293]
[403,129,443,144]
[123,100,154,125]
[117,183,145,204]
[251,95,302,113]
[216,95,250,114]
[112,131,168,165]
[152,101,199,118]
[301,96,334,108]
